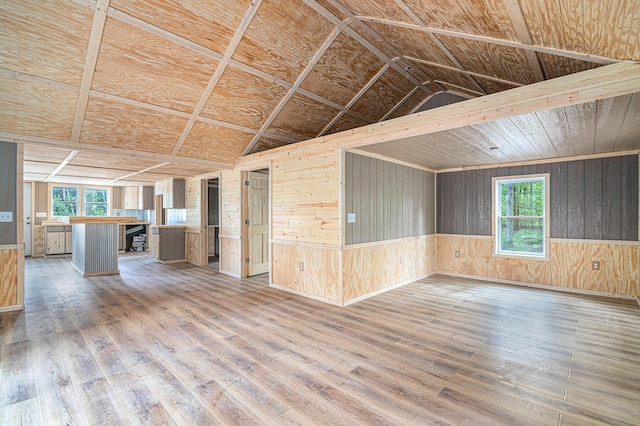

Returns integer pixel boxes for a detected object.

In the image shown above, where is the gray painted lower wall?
[0,142,17,245]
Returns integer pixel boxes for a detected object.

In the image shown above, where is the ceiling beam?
[330,62,640,149]
[356,16,621,65]
[242,28,342,155]
[44,150,79,182]
[0,132,232,170]
[319,64,390,136]
[404,56,524,88]
[171,0,263,156]
[392,0,487,94]
[502,0,545,82]
[70,0,110,144]
[379,87,420,121]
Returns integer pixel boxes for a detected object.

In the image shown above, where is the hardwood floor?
[1,253,639,425]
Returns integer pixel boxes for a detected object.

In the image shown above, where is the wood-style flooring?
[1,253,639,425]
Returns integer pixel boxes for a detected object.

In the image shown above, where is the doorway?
[243,169,270,277]
[206,178,220,270]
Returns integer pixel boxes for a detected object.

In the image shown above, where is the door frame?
[241,162,271,278]
[23,181,33,257]
[204,176,221,264]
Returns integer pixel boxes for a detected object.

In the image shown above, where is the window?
[84,188,109,216]
[494,175,548,258]
[51,186,79,216]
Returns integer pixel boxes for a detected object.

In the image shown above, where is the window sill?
[492,252,549,261]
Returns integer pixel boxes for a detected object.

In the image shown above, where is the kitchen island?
[62,216,138,277]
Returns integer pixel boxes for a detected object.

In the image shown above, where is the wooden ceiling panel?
[200,68,288,130]
[68,152,159,172]
[247,137,291,155]
[179,122,253,163]
[150,163,219,177]
[300,33,386,107]
[404,0,518,41]
[387,90,428,120]
[24,145,74,164]
[520,0,639,60]
[55,165,129,180]
[337,0,412,22]
[269,94,341,140]
[0,0,92,85]
[350,69,418,121]
[23,161,59,175]
[316,0,350,20]
[233,0,335,83]
[537,53,602,79]
[110,0,250,54]
[92,18,218,113]
[412,62,478,92]
[80,96,187,154]
[475,77,519,94]
[326,113,372,135]
[0,76,77,140]
[367,23,457,67]
[438,35,538,85]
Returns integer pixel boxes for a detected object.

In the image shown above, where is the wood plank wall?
[219,170,242,277]
[345,152,435,244]
[437,155,639,241]
[185,177,206,266]
[0,142,17,245]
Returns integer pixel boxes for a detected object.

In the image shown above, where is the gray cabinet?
[157,178,185,209]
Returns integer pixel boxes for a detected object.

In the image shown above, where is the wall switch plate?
[455,250,460,258]
[347,213,356,223]
[0,212,13,222]
[299,262,304,271]
[592,261,600,270]
[36,212,47,218]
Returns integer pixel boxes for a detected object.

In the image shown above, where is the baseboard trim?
[437,272,638,300]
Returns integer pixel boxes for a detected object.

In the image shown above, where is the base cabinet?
[45,225,72,255]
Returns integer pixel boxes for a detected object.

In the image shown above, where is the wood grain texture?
[233,0,335,83]
[436,235,639,296]
[537,53,602,79]
[343,235,436,303]
[80,96,188,154]
[110,0,250,54]
[300,32,386,107]
[220,237,241,277]
[246,137,291,155]
[387,90,428,120]
[520,0,639,60]
[268,94,341,141]
[326,113,372,135]
[338,0,413,21]
[179,121,254,163]
[0,249,18,307]
[0,76,77,140]
[350,68,418,121]
[0,0,92,85]
[272,243,340,303]
[404,0,519,40]
[92,17,218,113]
[201,68,289,130]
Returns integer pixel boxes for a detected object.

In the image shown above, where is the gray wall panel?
[345,152,435,245]
[0,142,17,245]
[436,155,639,241]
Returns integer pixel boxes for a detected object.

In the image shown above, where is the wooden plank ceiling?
[0,0,638,183]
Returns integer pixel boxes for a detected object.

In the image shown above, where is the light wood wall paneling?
[437,155,639,241]
[33,226,45,257]
[0,249,19,307]
[436,235,639,297]
[185,178,207,266]
[271,243,340,304]
[220,237,241,277]
[344,152,435,245]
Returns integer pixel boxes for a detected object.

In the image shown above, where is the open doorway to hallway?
[206,177,220,270]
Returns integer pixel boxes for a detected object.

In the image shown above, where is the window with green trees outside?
[495,176,547,257]
[84,188,109,216]
[52,186,79,216]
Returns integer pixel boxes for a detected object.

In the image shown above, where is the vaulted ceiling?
[0,0,638,184]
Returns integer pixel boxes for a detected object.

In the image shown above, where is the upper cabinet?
[156,178,185,209]
[114,185,155,210]
[112,187,124,210]
[140,186,154,210]
[124,186,140,210]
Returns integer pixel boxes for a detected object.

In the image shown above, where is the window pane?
[499,218,544,254]
[500,180,544,216]
[52,187,78,216]
[85,188,107,203]
[85,188,109,216]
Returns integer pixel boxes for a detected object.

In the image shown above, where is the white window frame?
[51,186,80,217]
[83,187,110,216]
[492,174,550,260]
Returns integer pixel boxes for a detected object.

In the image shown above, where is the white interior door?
[24,182,32,256]
[248,172,269,276]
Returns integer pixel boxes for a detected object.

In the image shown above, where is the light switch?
[347,213,356,223]
[36,212,47,218]
[0,212,13,222]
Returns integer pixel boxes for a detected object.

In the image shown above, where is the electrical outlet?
[592,261,600,271]
[455,250,460,258]
[298,262,304,271]
[0,212,13,222]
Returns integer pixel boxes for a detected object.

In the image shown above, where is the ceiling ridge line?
[356,15,620,66]
[171,0,264,156]
[392,0,488,95]
[318,0,433,93]
[404,56,523,87]
[242,28,343,156]
[0,68,80,92]
[70,0,110,145]
[319,64,390,137]
[501,0,545,82]
[379,87,420,122]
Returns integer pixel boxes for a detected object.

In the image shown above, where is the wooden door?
[248,172,269,276]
